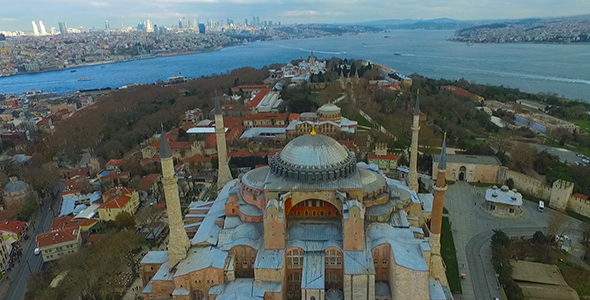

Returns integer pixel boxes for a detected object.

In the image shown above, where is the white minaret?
[38,21,47,35]
[215,98,233,190]
[408,90,420,192]
[31,21,39,36]
[159,133,190,268]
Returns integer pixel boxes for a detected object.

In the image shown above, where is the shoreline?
[0,46,227,79]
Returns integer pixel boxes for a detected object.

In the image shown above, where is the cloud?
[0,18,17,22]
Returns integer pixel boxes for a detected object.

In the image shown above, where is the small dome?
[3,180,29,194]
[318,103,341,113]
[269,134,356,182]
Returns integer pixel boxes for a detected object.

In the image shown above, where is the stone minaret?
[215,98,233,190]
[159,133,190,269]
[429,134,449,286]
[408,90,421,192]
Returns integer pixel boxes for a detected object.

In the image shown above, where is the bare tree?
[547,212,568,237]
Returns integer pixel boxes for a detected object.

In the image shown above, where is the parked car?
[34,248,40,255]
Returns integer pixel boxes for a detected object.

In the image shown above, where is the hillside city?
[0,21,377,77]
[0,48,588,300]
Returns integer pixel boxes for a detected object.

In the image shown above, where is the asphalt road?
[527,143,586,165]
[4,184,63,300]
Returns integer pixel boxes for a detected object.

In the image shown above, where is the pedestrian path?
[123,277,143,300]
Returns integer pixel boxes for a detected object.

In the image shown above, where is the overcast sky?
[1,0,589,32]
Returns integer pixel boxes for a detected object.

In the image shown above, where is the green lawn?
[575,119,590,135]
[441,216,462,294]
[566,210,590,224]
[469,182,493,188]
[352,114,373,128]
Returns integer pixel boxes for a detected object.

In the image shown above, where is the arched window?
[193,290,204,300]
[325,249,342,268]
[241,247,246,256]
[374,249,379,258]
[287,249,303,268]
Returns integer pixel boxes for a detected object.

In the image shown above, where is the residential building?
[243,113,287,129]
[97,187,140,221]
[36,228,81,262]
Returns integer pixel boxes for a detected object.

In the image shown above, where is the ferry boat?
[70,70,77,73]
[78,77,92,81]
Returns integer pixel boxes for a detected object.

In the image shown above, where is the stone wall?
[389,249,429,300]
[343,274,375,300]
[433,162,500,184]
[497,167,551,200]
[567,194,590,217]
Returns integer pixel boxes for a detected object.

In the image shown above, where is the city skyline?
[1,0,590,32]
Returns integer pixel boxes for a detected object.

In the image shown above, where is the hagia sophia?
[140,94,453,300]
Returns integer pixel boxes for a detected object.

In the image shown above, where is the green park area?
[441,216,462,294]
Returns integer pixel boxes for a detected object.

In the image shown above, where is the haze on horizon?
[1,0,589,32]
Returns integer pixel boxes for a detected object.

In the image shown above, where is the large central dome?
[269,134,356,182]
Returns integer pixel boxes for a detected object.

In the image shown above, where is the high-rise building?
[145,19,153,32]
[198,23,206,34]
[245,18,248,26]
[178,19,183,29]
[256,16,260,26]
[105,20,110,31]
[193,18,198,28]
[49,27,56,35]
[58,22,68,34]
[38,21,47,35]
[31,21,39,36]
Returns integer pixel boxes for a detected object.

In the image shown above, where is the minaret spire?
[429,133,449,286]
[159,132,190,268]
[215,97,233,190]
[408,89,421,192]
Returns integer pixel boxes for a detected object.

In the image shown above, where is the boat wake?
[277,45,345,55]
[447,65,590,85]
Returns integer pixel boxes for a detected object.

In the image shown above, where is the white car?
[34,248,40,255]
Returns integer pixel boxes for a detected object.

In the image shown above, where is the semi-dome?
[269,134,356,183]
[3,180,29,194]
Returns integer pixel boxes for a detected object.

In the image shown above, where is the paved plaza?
[444,181,583,300]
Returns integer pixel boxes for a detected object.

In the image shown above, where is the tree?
[546,212,568,237]
[18,195,38,222]
[114,212,136,231]
[505,178,515,190]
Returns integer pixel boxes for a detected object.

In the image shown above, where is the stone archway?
[458,166,467,181]
[285,198,340,219]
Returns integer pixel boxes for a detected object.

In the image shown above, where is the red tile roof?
[228,149,250,158]
[106,159,124,167]
[288,113,300,121]
[441,86,479,99]
[574,193,588,200]
[66,168,90,179]
[99,195,132,209]
[248,88,271,109]
[223,117,244,129]
[86,234,107,244]
[0,220,26,235]
[368,154,399,161]
[37,228,78,248]
[140,174,161,191]
[37,117,51,126]
[268,150,280,157]
[51,216,79,231]
[151,140,190,150]
[103,187,135,199]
